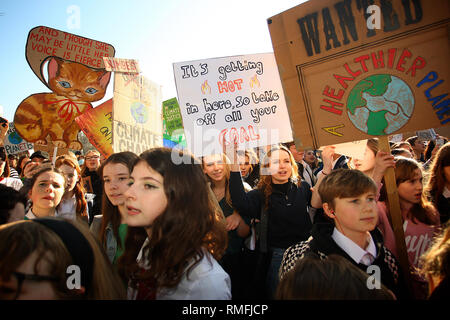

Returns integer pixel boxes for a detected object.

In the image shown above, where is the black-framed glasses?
[0,272,59,300]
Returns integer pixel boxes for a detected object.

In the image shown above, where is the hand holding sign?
[372,151,396,186]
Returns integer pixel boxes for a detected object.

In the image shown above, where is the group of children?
[0,133,449,300]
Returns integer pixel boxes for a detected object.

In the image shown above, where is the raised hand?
[372,151,395,185]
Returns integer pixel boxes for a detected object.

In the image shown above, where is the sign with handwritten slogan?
[75,98,113,158]
[173,53,293,157]
[268,0,450,150]
[112,72,163,155]
[14,26,115,151]
[162,98,186,148]
[103,57,140,73]
[2,122,34,155]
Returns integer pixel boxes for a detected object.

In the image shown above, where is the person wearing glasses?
[0,218,126,299]
[81,150,103,224]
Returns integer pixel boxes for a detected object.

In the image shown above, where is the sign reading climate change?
[268,0,450,149]
[173,53,293,157]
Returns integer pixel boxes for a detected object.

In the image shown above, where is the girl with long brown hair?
[424,142,450,224]
[119,147,230,299]
[90,151,140,265]
[55,154,88,223]
[377,156,440,299]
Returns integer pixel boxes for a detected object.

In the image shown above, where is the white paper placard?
[173,53,293,157]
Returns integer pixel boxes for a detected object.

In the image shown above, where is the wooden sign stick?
[378,136,413,294]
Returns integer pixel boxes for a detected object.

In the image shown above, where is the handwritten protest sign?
[2,122,33,155]
[268,0,449,150]
[14,26,114,150]
[173,53,293,157]
[103,57,140,73]
[112,73,163,154]
[75,98,113,158]
[163,98,186,148]
[26,26,115,88]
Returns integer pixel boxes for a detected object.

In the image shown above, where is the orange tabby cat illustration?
[14,57,111,150]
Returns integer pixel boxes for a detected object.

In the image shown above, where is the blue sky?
[0,0,305,121]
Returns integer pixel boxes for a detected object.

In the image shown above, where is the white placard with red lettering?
[173,53,293,157]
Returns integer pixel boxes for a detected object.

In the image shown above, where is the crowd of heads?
[0,130,449,300]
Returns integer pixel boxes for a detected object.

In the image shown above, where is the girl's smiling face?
[202,154,225,183]
[124,161,168,228]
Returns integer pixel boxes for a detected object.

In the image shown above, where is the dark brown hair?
[0,219,126,299]
[97,151,139,250]
[318,169,377,209]
[275,254,394,300]
[119,148,227,291]
[424,142,450,209]
[393,157,438,225]
[0,148,10,178]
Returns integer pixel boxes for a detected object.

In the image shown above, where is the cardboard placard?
[26,26,115,88]
[268,0,450,149]
[112,73,163,154]
[173,53,293,157]
[2,122,34,155]
[75,98,113,158]
[14,26,115,151]
[103,57,140,73]
[162,98,186,147]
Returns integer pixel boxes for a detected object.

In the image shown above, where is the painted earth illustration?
[8,131,23,144]
[130,102,148,124]
[347,74,414,135]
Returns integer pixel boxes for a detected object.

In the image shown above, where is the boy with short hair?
[279,169,408,299]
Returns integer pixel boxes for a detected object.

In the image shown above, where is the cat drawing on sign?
[14,57,111,150]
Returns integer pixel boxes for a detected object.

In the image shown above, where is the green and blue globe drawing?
[130,102,149,124]
[8,131,23,144]
[347,74,414,135]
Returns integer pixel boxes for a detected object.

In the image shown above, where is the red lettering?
[354,55,370,72]
[396,48,412,72]
[323,86,344,101]
[344,63,361,78]
[387,48,397,69]
[320,99,343,115]
[219,126,260,146]
[333,74,354,89]
[371,51,385,69]
[406,56,426,77]
[217,79,243,93]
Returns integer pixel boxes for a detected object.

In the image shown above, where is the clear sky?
[0,0,305,121]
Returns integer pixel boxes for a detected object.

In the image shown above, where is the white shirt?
[129,238,231,300]
[56,196,77,220]
[332,228,377,266]
[25,209,37,220]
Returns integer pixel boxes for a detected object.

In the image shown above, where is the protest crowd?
[0,127,449,300]
[1,0,449,303]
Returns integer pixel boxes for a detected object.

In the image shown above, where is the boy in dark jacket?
[280,169,409,299]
